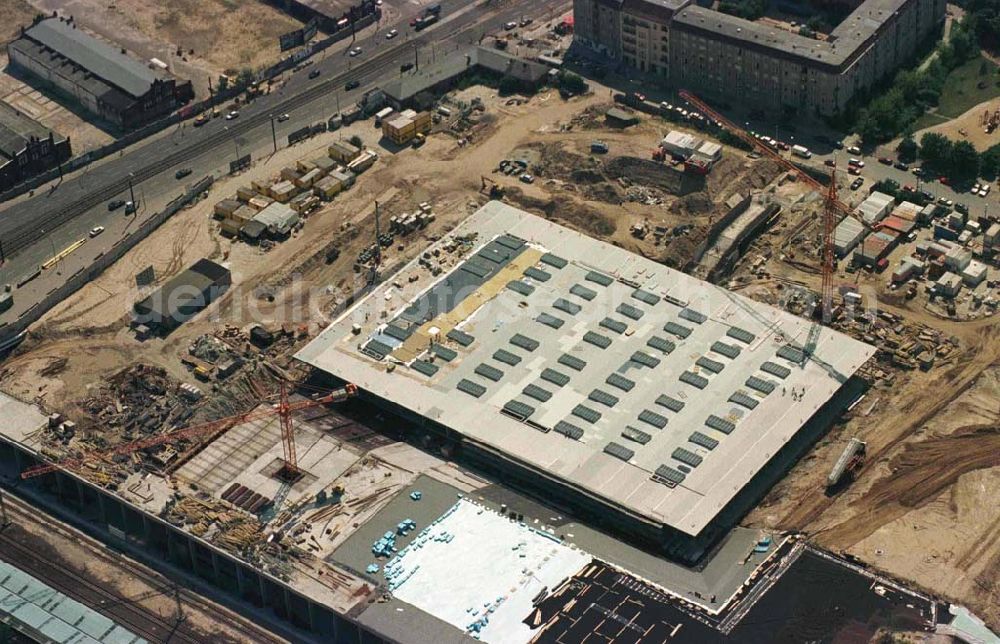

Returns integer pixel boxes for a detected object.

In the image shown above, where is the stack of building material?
[236,186,256,202]
[347,150,378,174]
[382,109,432,145]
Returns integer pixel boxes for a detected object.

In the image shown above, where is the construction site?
[0,61,999,642]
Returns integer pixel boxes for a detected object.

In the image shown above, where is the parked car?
[921,190,934,201]
[386,29,398,39]
[124,201,137,215]
[175,168,192,180]
[345,79,360,90]
[277,113,290,122]
[848,166,860,175]
[225,110,239,120]
[107,199,125,211]
[848,158,864,168]
[349,47,363,57]
[824,159,836,167]
[309,69,321,79]
[878,157,892,165]
[979,184,991,197]
[850,177,864,190]
[519,173,534,183]
[399,63,414,73]
[847,145,862,155]
[503,21,517,30]
[89,226,105,238]
[893,161,909,171]
[939,176,950,185]
[956,202,969,214]
[938,196,954,207]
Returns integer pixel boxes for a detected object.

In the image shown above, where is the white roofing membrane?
[387,499,589,642]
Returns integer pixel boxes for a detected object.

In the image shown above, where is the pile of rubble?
[77,364,194,440]
[163,495,263,554]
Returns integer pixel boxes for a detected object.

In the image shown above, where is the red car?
[878,157,892,165]
[939,176,950,185]
[848,166,860,175]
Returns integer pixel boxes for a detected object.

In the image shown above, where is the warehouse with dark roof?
[8,16,193,129]
[0,101,71,191]
[133,259,231,334]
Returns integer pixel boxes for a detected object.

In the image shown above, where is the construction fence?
[0,176,214,346]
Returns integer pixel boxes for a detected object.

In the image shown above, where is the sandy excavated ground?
[3,78,998,630]
[0,0,37,42]
[26,0,305,94]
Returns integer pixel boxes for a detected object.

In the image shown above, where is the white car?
[519,173,534,184]
[503,21,517,30]
[847,145,862,155]
[386,29,398,40]
[349,47,363,57]
[277,113,290,122]
[225,110,239,120]
[89,226,105,238]
[979,186,989,197]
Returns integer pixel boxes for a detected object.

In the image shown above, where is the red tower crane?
[20,383,358,481]
[677,89,863,322]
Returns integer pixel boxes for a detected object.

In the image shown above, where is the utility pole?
[270,114,277,153]
[414,44,419,72]
[128,172,137,212]
[374,200,382,267]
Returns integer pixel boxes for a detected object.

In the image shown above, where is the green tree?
[897,133,918,162]
[348,135,364,149]
[556,71,587,95]
[235,68,255,90]
[980,142,1000,178]
[919,132,953,169]
[950,140,981,179]
[217,74,229,93]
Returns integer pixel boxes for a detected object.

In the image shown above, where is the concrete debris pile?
[77,364,191,440]
[840,310,956,372]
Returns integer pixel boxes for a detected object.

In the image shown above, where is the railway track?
[0,493,287,644]
[0,0,562,258]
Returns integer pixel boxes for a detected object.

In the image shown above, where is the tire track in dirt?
[813,424,1000,548]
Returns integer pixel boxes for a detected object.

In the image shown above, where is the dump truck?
[826,438,866,489]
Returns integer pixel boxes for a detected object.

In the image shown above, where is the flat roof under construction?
[296,202,875,537]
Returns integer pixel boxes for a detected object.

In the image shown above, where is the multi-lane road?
[0,0,566,286]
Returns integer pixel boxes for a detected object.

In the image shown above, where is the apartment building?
[574,0,947,115]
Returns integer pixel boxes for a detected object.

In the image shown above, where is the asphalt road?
[0,0,565,285]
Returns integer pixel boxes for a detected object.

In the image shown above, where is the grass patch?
[913,111,951,130]
[936,56,1000,118]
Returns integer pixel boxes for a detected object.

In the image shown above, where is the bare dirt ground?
[2,76,998,631]
[26,0,305,95]
[892,96,1000,153]
[0,0,37,42]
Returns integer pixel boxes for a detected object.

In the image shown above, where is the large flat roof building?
[297,202,875,561]
[574,0,946,115]
[8,17,192,129]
